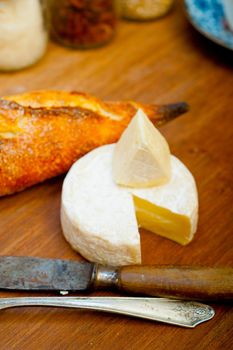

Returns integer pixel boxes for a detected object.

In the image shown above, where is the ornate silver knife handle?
[0,297,214,328]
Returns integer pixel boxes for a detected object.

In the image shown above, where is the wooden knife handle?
[93,265,233,301]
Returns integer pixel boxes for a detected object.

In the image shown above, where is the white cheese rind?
[61,144,198,265]
[61,145,141,266]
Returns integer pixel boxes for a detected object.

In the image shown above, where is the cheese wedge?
[112,109,171,187]
[61,144,198,266]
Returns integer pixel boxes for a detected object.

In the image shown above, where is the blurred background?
[0,0,232,100]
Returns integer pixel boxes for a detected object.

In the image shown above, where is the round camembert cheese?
[61,144,198,266]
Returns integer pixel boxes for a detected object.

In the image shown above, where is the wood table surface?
[0,1,233,349]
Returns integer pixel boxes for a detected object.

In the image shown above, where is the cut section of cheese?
[61,144,198,266]
[112,109,171,187]
[130,154,198,245]
[133,196,192,245]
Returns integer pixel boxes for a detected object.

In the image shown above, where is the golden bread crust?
[0,91,188,196]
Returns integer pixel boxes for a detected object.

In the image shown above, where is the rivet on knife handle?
[93,265,233,301]
[0,297,215,328]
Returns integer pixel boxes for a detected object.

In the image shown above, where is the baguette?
[0,90,188,196]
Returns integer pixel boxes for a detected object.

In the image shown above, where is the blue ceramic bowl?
[185,0,233,50]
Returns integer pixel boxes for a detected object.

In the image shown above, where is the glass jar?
[119,0,174,21]
[0,0,48,71]
[49,0,118,49]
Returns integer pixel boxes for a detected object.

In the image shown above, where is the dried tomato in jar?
[49,0,118,49]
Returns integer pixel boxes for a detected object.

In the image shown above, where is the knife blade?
[0,256,232,301]
[0,256,93,291]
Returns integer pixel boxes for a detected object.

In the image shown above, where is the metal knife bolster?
[91,264,119,289]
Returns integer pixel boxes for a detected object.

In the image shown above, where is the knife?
[0,256,232,300]
[0,296,215,328]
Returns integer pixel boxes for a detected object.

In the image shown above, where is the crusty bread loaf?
[0,90,188,196]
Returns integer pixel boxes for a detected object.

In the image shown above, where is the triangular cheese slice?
[112,109,171,187]
[61,144,198,266]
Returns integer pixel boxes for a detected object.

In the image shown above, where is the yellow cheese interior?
[133,195,192,245]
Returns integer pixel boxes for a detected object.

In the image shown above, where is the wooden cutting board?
[0,1,232,349]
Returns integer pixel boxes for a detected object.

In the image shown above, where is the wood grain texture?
[117,266,233,300]
[0,0,233,349]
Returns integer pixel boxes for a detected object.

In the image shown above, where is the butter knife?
[0,296,215,328]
